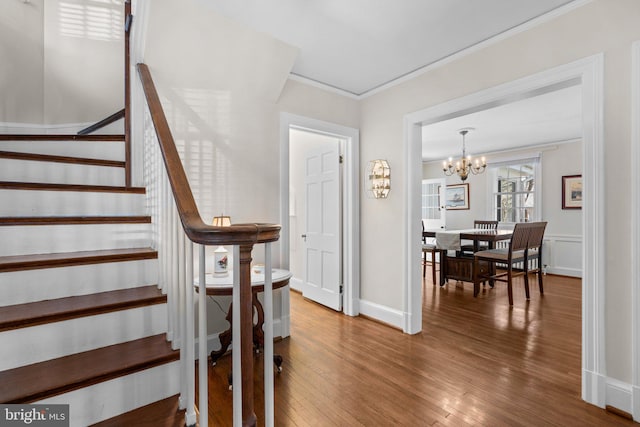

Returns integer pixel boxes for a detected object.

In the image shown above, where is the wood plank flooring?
[200,274,634,426]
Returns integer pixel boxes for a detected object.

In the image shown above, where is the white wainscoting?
[542,234,582,278]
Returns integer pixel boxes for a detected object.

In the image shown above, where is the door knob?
[301,234,307,242]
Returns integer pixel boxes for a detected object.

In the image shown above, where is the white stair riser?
[37,361,180,427]
[0,141,124,161]
[0,304,168,371]
[0,158,124,187]
[0,190,147,216]
[0,259,158,307]
[0,223,152,256]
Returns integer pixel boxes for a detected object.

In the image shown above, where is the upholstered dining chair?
[422,222,439,285]
[472,222,535,305]
[459,220,499,256]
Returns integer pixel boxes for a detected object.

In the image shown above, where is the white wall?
[360,0,639,384]
[143,0,359,338]
[43,0,124,124]
[0,0,44,124]
[0,0,123,127]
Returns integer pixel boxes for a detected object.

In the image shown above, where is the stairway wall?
[0,0,123,126]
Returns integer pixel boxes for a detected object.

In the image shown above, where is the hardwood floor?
[200,273,634,426]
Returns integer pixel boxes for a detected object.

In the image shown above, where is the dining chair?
[472,222,535,305]
[422,222,439,285]
[460,220,499,255]
[524,222,548,296]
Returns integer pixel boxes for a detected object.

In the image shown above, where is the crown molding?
[286,0,595,100]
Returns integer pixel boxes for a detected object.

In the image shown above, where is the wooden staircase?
[0,135,181,426]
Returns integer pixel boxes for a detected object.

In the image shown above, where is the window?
[421,180,440,220]
[490,158,540,223]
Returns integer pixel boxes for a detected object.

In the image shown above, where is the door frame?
[280,113,360,322]
[403,54,605,407]
[631,39,640,420]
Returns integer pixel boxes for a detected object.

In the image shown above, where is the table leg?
[210,304,233,365]
[253,292,264,349]
[210,293,279,363]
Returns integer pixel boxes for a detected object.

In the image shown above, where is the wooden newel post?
[239,244,257,427]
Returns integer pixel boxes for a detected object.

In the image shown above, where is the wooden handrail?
[138,61,280,427]
[77,109,125,135]
[136,63,280,246]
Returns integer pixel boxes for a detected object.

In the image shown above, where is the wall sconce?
[212,215,231,276]
[367,159,391,199]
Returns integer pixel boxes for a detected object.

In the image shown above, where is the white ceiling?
[422,84,583,161]
[201,0,584,156]
[202,0,575,96]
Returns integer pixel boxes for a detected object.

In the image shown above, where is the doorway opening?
[403,54,605,408]
[289,128,344,311]
[279,113,360,328]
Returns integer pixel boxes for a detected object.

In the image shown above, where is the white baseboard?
[582,369,640,421]
[290,277,303,292]
[606,378,634,418]
[358,299,403,330]
[633,385,640,422]
[280,314,290,338]
[546,266,582,277]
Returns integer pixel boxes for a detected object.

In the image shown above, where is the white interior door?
[302,142,342,311]
[422,178,446,232]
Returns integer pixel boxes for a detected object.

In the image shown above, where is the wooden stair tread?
[0,150,125,168]
[0,181,145,193]
[0,248,158,272]
[0,285,165,332]
[90,394,185,427]
[0,334,179,403]
[0,134,125,141]
[0,216,151,226]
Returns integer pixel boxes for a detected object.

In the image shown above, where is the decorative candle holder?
[214,246,229,277]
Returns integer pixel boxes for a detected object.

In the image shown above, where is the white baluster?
[198,245,208,427]
[167,192,175,343]
[178,228,186,404]
[263,242,274,426]
[232,244,242,426]
[185,240,196,427]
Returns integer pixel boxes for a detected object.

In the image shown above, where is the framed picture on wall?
[445,183,469,210]
[562,175,582,209]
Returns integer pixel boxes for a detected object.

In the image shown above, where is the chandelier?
[442,128,486,182]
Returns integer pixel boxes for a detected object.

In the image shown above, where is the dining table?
[423,228,513,292]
